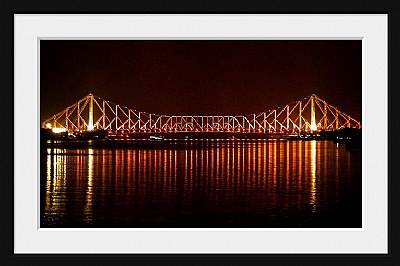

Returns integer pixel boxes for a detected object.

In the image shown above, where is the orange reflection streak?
[322,141,328,199]
[236,142,241,189]
[152,150,155,189]
[127,149,131,188]
[203,148,206,190]
[149,149,152,201]
[55,149,66,185]
[221,145,224,196]
[172,149,175,192]
[267,141,273,188]
[159,149,163,191]
[230,142,234,193]
[232,143,236,195]
[140,149,145,196]
[336,143,339,196]
[316,141,321,202]
[174,149,177,192]
[135,149,139,187]
[142,149,146,191]
[291,141,296,188]
[153,150,159,193]
[216,143,219,197]
[227,142,231,188]
[152,149,156,192]
[256,141,259,187]
[122,149,127,192]
[246,142,250,187]
[74,150,80,188]
[310,141,317,212]
[141,149,146,203]
[211,145,215,193]
[47,148,67,215]
[168,149,171,191]
[163,150,168,192]
[190,148,194,194]
[157,149,161,196]
[83,148,94,223]
[248,142,252,188]
[298,141,303,193]
[45,150,52,213]
[166,149,170,191]
[235,142,239,188]
[163,149,168,191]
[155,149,159,192]
[243,141,247,188]
[317,140,321,179]
[101,149,106,194]
[216,145,221,202]
[131,149,136,193]
[252,142,256,189]
[197,149,204,187]
[263,140,267,188]
[138,149,142,193]
[185,148,188,194]
[227,143,232,189]
[205,146,209,189]
[228,142,232,186]
[257,141,262,188]
[149,149,153,192]
[273,141,277,187]
[306,142,310,181]
[286,141,290,190]
[147,149,152,197]
[200,147,204,185]
[115,149,120,183]
[121,149,126,185]
[216,144,220,191]
[195,148,199,189]
[107,151,112,189]
[324,141,328,178]
[144,149,148,189]
[291,141,298,210]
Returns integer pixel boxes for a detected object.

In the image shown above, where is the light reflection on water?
[41,140,361,228]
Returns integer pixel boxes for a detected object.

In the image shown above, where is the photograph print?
[40,40,362,228]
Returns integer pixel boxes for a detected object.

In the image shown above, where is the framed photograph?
[39,38,363,230]
[10,9,395,264]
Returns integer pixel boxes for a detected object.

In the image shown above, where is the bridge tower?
[310,94,317,131]
[87,93,94,131]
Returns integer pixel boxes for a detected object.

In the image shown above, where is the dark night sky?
[40,40,361,122]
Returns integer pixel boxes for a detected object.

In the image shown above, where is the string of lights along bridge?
[42,94,361,134]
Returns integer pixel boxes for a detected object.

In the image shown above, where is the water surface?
[40,140,361,228]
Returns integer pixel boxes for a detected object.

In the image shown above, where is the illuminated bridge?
[42,94,361,134]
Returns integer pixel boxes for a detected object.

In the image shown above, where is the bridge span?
[42,94,361,135]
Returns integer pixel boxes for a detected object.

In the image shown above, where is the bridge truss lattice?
[42,94,361,133]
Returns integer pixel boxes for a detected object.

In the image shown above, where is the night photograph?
[40,40,362,228]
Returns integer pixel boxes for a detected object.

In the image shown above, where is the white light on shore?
[52,128,67,133]
[310,124,317,131]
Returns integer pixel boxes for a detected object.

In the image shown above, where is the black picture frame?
[3,0,399,265]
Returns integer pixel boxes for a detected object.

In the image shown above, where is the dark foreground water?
[40,140,361,228]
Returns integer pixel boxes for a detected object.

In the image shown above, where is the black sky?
[40,40,361,122]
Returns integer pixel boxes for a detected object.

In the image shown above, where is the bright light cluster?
[51,128,67,133]
[310,124,318,131]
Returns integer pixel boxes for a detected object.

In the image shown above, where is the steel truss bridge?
[42,94,361,134]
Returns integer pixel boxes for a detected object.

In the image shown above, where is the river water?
[40,140,361,228]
